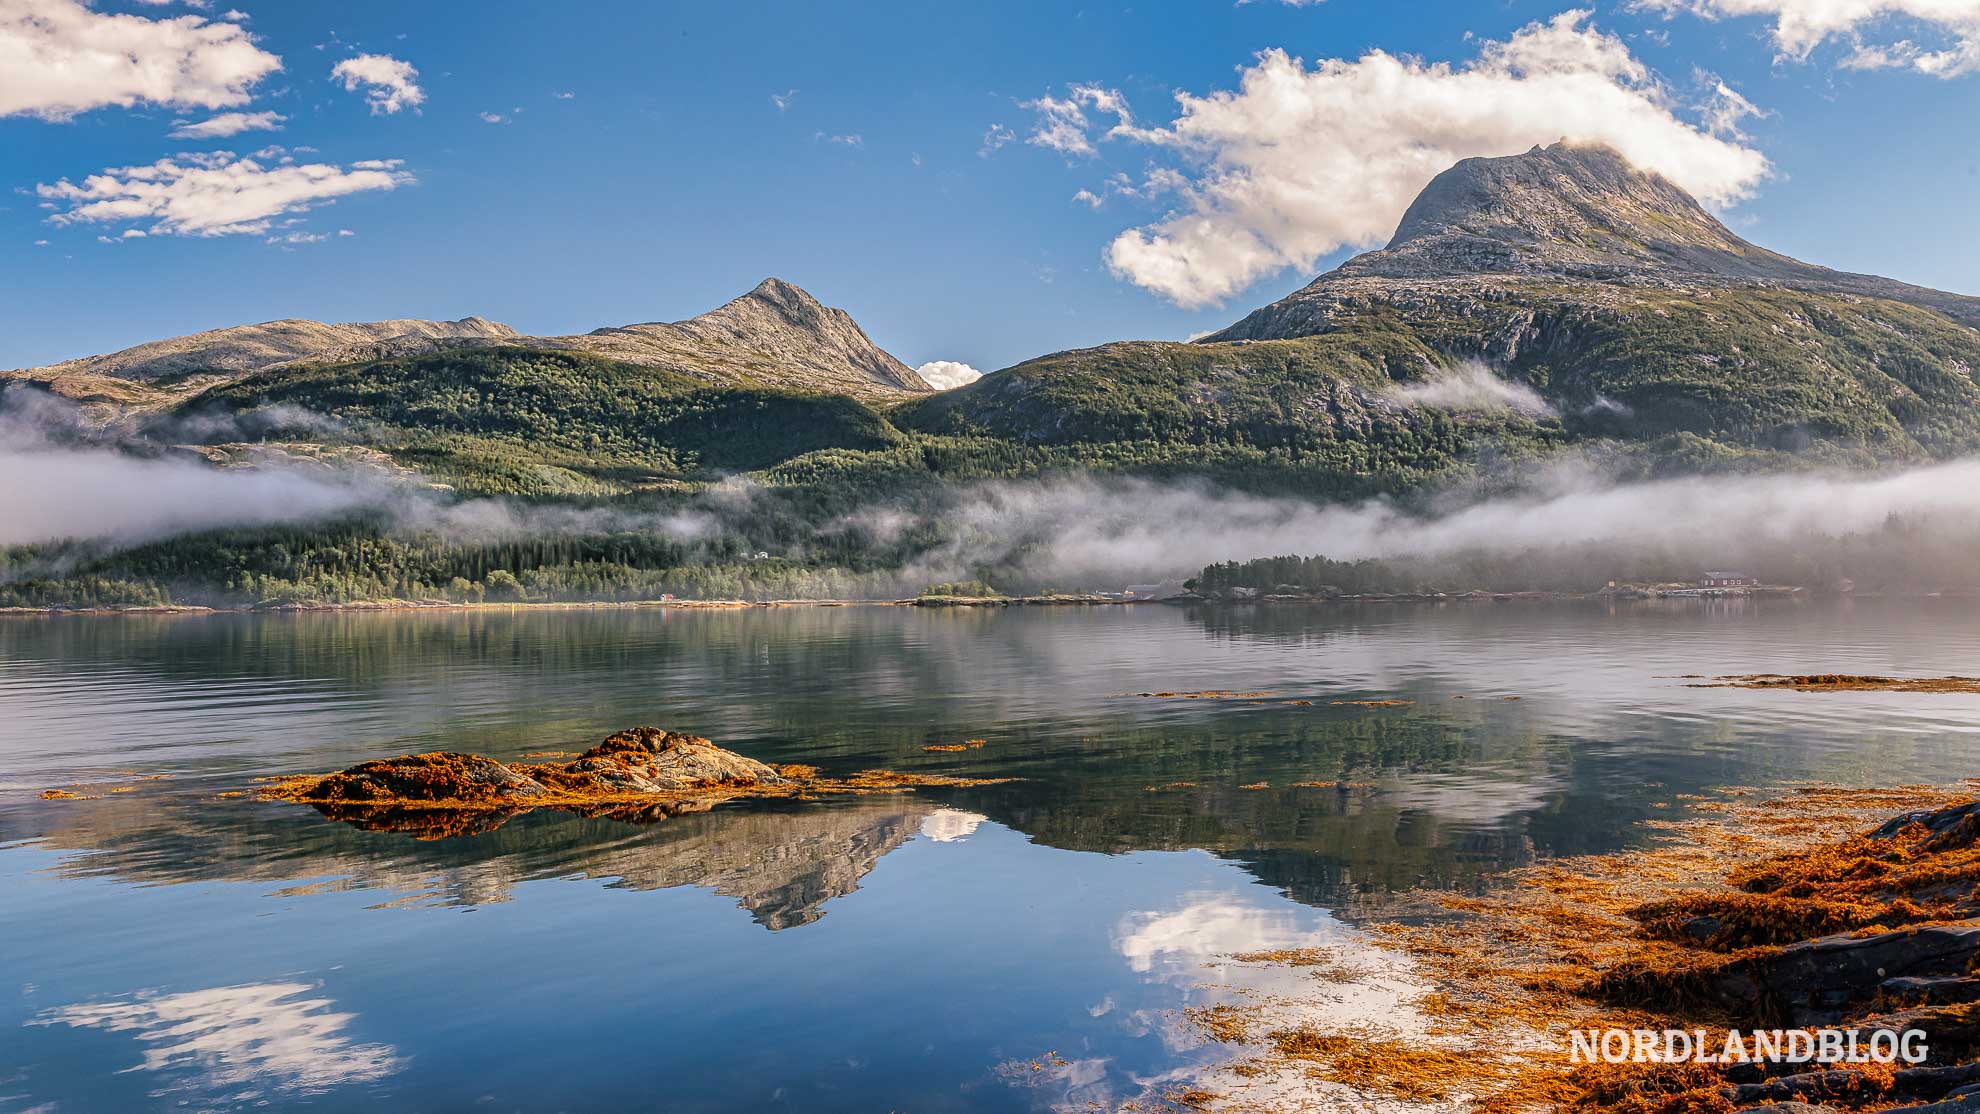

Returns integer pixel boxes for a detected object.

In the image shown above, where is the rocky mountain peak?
[1346,141,1759,281]
[1206,141,1980,341]
[564,279,930,396]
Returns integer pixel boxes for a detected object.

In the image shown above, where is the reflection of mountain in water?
[10,792,945,931]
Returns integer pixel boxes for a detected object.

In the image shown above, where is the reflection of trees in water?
[5,685,1702,927]
[16,603,1959,930]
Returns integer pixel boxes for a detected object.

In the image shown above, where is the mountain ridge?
[5,278,930,404]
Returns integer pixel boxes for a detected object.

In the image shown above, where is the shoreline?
[1177,780,1980,1111]
[0,587,1952,618]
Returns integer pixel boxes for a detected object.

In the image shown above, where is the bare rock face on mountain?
[1210,141,1980,342]
[552,278,930,398]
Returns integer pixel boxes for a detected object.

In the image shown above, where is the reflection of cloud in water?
[917,808,987,843]
[992,1053,1114,1111]
[1116,892,1336,974]
[1108,894,1463,1110]
[1383,769,1562,825]
[30,981,400,1099]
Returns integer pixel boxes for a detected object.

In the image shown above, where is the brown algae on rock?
[259,726,1010,838]
[1694,674,1980,693]
[1170,782,1980,1112]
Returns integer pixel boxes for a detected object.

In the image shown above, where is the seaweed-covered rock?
[307,752,550,803]
[1755,925,1980,1025]
[536,727,789,793]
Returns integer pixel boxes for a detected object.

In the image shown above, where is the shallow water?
[4,599,1979,1111]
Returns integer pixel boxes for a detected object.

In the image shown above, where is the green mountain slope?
[165,347,904,495]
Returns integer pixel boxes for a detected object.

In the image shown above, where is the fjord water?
[4,601,1979,1112]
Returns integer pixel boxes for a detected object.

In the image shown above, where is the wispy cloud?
[169,109,285,138]
[1637,0,1980,77]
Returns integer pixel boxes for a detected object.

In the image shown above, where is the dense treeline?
[1190,514,1980,597]
[0,517,905,608]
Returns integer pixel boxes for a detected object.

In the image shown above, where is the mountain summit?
[555,278,929,396]
[1213,141,1980,339]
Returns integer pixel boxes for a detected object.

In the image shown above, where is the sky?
[3,0,1978,379]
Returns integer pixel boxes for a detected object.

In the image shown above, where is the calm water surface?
[4,600,1980,1111]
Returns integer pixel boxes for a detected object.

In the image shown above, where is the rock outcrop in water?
[305,728,790,806]
[261,726,1003,839]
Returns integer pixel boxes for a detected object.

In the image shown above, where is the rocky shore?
[1172,783,1980,1112]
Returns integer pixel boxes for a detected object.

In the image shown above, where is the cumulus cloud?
[329,53,423,114]
[916,360,984,391]
[1637,0,1980,76]
[0,0,281,121]
[37,151,414,238]
[168,109,284,138]
[1045,10,1769,307]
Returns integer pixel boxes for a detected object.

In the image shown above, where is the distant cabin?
[1699,572,1757,588]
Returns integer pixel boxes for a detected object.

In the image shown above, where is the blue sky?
[4,0,1978,375]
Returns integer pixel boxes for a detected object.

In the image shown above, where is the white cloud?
[771,88,796,111]
[1637,0,1980,76]
[37,151,413,238]
[554,89,575,100]
[916,360,984,391]
[329,53,423,114]
[1392,360,1557,415]
[978,122,1016,157]
[1700,75,1767,137]
[1072,188,1104,208]
[1054,10,1769,307]
[1019,84,1137,157]
[478,111,508,124]
[168,109,284,138]
[0,0,280,121]
[818,131,862,146]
